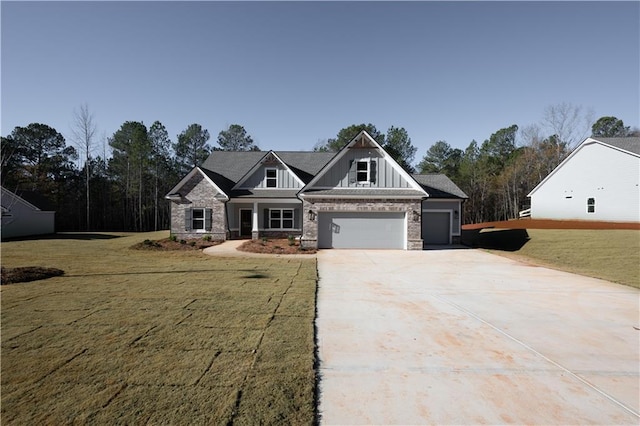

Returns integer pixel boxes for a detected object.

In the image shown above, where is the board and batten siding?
[530,142,640,222]
[238,165,302,189]
[313,149,412,188]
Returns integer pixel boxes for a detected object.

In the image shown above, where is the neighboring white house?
[1,186,55,239]
[527,137,640,222]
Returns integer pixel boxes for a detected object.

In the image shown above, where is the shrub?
[179,239,187,245]
[288,235,295,246]
[202,235,212,242]
[170,235,177,242]
[261,236,268,245]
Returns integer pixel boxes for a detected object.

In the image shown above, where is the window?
[587,197,595,213]
[356,160,369,182]
[266,168,277,188]
[269,209,294,229]
[192,208,205,230]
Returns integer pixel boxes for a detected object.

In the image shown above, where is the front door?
[240,209,252,237]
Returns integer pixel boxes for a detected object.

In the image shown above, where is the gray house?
[1,186,55,239]
[166,131,467,249]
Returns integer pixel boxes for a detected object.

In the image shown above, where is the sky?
[2,1,639,163]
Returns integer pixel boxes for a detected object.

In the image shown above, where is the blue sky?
[2,1,639,162]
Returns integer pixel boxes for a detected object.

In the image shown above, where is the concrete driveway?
[316,249,639,425]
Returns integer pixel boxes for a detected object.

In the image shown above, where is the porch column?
[252,202,259,240]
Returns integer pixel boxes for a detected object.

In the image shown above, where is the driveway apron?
[316,249,639,425]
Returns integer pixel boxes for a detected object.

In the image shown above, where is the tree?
[542,102,594,154]
[71,103,97,230]
[175,124,211,175]
[418,141,455,173]
[216,124,258,151]
[383,126,417,173]
[148,121,172,231]
[591,116,630,138]
[4,123,77,192]
[109,121,151,231]
[315,123,385,152]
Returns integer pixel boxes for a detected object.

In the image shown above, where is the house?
[166,131,467,249]
[1,186,56,239]
[527,137,640,222]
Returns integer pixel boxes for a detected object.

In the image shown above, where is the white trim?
[165,167,229,200]
[300,130,428,196]
[265,167,278,188]
[356,158,371,184]
[268,208,295,230]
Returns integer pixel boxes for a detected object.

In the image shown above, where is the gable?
[234,151,304,190]
[528,137,640,197]
[301,131,427,195]
[165,167,229,201]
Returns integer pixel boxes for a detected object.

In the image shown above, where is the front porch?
[227,199,303,240]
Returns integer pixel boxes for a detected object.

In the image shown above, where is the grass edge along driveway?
[1,231,318,424]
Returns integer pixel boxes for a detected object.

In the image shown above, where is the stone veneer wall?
[170,173,228,240]
[300,198,423,250]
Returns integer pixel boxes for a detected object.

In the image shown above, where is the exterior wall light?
[454,210,459,219]
[412,210,421,222]
[308,209,316,221]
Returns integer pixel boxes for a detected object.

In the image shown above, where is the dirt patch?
[1,266,65,284]
[130,238,222,251]
[462,218,640,231]
[237,238,316,255]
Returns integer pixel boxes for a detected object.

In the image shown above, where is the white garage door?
[318,212,406,249]
[422,211,451,245]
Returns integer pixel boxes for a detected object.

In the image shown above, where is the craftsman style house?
[166,131,467,249]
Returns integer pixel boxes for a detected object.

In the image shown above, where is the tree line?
[0,103,635,232]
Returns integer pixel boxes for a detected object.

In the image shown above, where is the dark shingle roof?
[412,174,468,199]
[595,137,640,155]
[200,151,334,192]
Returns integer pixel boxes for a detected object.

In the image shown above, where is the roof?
[595,137,640,155]
[1,186,55,211]
[200,151,335,194]
[412,174,468,199]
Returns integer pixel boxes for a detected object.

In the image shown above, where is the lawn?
[490,229,640,288]
[1,231,318,424]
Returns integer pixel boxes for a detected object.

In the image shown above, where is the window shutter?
[294,208,299,228]
[348,160,356,184]
[263,209,270,229]
[185,208,192,231]
[205,208,212,231]
[370,160,377,184]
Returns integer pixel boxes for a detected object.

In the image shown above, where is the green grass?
[491,229,640,288]
[1,231,318,424]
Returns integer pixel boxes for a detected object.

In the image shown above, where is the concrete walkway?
[316,249,639,425]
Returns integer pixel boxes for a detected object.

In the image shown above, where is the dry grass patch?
[1,231,318,424]
[490,229,640,288]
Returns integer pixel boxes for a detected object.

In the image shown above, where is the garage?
[318,212,406,249]
[422,211,451,244]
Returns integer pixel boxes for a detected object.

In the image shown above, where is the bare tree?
[71,103,97,230]
[542,102,595,160]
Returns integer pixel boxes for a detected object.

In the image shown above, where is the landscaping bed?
[237,238,317,255]
[1,266,65,285]
[131,237,222,251]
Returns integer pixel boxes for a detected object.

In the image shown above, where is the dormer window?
[266,168,277,188]
[356,160,369,182]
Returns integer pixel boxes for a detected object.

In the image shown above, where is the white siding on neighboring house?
[1,187,55,239]
[528,139,640,222]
